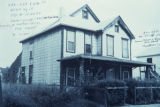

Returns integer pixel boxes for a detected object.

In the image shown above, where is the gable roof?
[20,16,100,43]
[70,4,100,23]
[100,16,135,39]
[20,5,135,43]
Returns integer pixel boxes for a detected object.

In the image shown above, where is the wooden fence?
[134,86,160,105]
[85,86,160,106]
[105,86,128,107]
[85,86,128,107]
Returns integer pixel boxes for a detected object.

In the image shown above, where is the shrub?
[90,79,126,88]
[2,83,83,107]
[3,84,38,107]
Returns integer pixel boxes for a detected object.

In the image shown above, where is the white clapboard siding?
[21,30,61,85]
[102,22,131,60]
[63,29,99,57]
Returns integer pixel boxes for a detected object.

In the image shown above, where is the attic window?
[147,58,152,63]
[82,10,88,19]
[115,25,119,32]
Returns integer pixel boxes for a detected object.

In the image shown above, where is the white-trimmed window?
[67,30,75,52]
[85,33,92,54]
[147,58,152,63]
[30,51,33,59]
[115,25,119,32]
[123,71,129,80]
[107,35,114,56]
[82,10,88,19]
[122,38,129,58]
[66,68,75,86]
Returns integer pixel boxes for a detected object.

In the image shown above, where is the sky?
[0,0,160,67]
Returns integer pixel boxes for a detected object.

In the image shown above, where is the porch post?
[145,66,150,79]
[79,59,85,86]
[139,67,141,80]
[154,65,156,72]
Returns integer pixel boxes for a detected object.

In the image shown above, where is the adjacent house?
[136,54,160,80]
[19,4,155,87]
[135,29,160,80]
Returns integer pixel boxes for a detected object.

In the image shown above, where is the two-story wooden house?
[20,4,154,87]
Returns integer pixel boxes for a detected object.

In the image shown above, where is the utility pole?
[0,75,3,106]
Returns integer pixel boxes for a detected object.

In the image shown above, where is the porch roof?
[58,54,155,67]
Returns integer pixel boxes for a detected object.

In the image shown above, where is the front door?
[106,68,115,80]
[66,68,75,86]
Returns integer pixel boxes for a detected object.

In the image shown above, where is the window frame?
[21,66,25,75]
[29,65,33,84]
[106,34,114,56]
[147,58,152,63]
[66,29,76,53]
[122,38,129,58]
[115,25,119,33]
[82,10,88,19]
[123,71,129,81]
[29,51,33,59]
[66,67,76,86]
[84,33,92,54]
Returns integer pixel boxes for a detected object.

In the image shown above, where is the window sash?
[21,67,25,74]
[66,68,75,86]
[147,58,152,63]
[123,71,129,80]
[67,30,75,52]
[107,35,114,56]
[85,44,91,54]
[67,41,75,52]
[122,39,129,58]
[85,34,92,54]
[85,34,91,44]
[82,10,88,19]
[30,51,33,59]
[115,25,119,32]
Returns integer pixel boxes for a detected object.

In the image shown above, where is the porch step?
[149,70,160,81]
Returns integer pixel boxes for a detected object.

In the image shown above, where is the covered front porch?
[58,54,155,88]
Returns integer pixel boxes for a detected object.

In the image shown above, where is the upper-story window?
[30,51,33,59]
[107,35,114,56]
[85,33,92,54]
[82,10,88,19]
[29,40,34,44]
[67,30,75,53]
[115,25,119,32]
[122,38,129,58]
